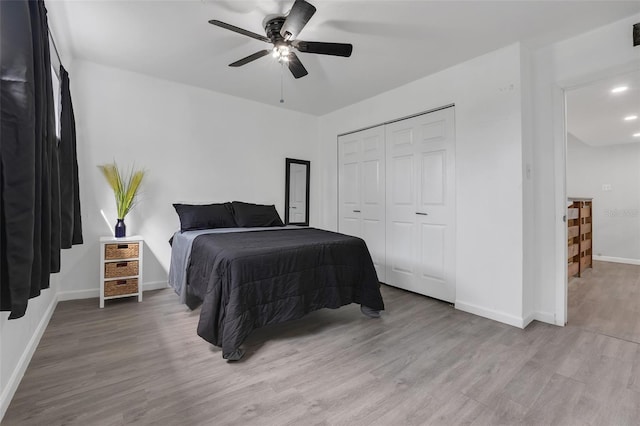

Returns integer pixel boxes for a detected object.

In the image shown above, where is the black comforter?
[186,228,384,359]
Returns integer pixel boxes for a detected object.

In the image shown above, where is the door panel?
[421,120,446,142]
[338,126,386,282]
[342,162,360,207]
[389,221,414,275]
[341,217,361,240]
[420,151,445,206]
[363,160,382,204]
[391,155,414,205]
[363,218,385,279]
[386,107,456,302]
[419,223,445,280]
[390,127,414,148]
[342,139,359,157]
[364,134,383,154]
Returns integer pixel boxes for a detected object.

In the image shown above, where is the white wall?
[567,134,640,263]
[58,60,320,298]
[319,44,527,327]
[531,13,640,324]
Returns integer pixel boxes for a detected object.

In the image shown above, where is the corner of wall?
[519,42,536,323]
[455,300,529,329]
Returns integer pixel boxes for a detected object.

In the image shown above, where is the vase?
[115,218,126,238]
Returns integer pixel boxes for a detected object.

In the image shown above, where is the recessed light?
[625,115,638,121]
[634,133,640,138]
[611,86,629,93]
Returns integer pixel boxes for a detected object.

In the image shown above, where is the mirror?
[285,158,310,226]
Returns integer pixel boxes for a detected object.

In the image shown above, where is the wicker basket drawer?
[104,278,138,297]
[105,242,139,260]
[105,260,139,278]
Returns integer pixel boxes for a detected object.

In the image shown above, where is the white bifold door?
[385,107,456,302]
[338,125,386,282]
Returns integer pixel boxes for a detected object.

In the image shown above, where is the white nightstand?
[100,235,144,308]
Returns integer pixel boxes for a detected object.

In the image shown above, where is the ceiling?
[47,1,640,116]
[567,69,640,147]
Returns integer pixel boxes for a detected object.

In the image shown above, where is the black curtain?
[0,0,83,319]
[59,66,83,248]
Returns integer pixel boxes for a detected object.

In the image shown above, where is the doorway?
[564,69,640,341]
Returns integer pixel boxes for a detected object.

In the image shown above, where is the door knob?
[416,212,428,216]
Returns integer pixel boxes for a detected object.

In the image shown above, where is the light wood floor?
[4,261,640,425]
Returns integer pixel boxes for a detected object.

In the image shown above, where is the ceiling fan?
[209,0,353,79]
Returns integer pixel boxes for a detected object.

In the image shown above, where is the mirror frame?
[284,158,310,226]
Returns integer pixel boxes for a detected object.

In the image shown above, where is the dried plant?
[98,162,145,219]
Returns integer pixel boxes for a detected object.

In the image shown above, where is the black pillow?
[231,201,284,227]
[173,203,237,231]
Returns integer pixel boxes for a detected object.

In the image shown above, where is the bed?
[168,204,384,360]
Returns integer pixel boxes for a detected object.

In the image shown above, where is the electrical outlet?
[602,184,612,191]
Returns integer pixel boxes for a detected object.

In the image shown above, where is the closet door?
[385,107,456,302]
[338,126,386,281]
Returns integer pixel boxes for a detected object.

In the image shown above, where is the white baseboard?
[0,294,58,421]
[518,310,559,328]
[57,281,168,302]
[533,310,557,325]
[144,281,169,291]
[593,255,640,266]
[57,288,98,301]
[455,300,526,328]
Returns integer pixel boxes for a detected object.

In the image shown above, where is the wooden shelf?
[567,198,592,279]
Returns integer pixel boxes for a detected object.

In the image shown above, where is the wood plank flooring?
[568,261,640,344]
[3,260,640,425]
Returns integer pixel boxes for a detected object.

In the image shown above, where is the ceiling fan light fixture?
[272,45,291,62]
[209,0,348,80]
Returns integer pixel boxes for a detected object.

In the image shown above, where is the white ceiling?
[567,69,640,147]
[47,0,640,116]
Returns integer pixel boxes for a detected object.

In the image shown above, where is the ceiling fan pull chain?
[280,62,285,103]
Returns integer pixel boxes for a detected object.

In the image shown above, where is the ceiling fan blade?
[287,52,308,79]
[280,0,316,41]
[229,50,271,67]
[209,20,270,43]
[294,41,353,57]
